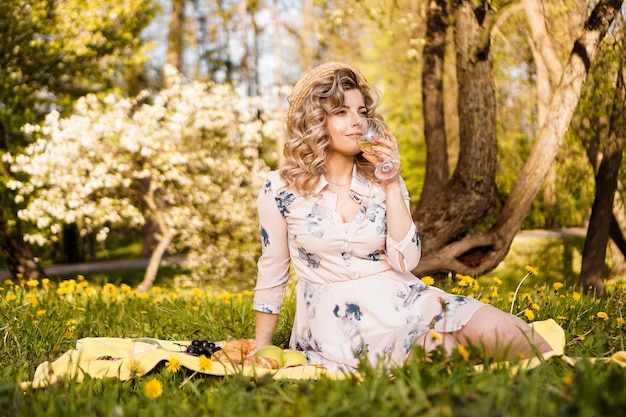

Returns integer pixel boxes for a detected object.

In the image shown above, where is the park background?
[1,0,626,416]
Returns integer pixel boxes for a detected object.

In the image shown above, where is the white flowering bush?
[8,76,273,288]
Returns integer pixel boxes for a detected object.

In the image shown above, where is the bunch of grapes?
[185,339,221,357]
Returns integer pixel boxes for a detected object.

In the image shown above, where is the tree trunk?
[579,33,626,295]
[0,121,46,280]
[417,0,449,209]
[413,0,498,264]
[135,184,177,292]
[164,0,185,87]
[413,0,625,277]
[136,229,176,293]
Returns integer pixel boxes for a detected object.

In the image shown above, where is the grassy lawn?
[1,234,625,416]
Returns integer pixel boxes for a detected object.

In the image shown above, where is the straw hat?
[286,62,368,124]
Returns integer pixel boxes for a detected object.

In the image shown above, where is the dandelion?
[553,282,564,291]
[562,374,573,387]
[457,345,470,362]
[4,279,15,286]
[531,303,540,311]
[198,355,213,371]
[524,265,538,276]
[493,277,503,286]
[76,307,86,312]
[616,317,625,329]
[144,378,163,399]
[26,279,39,288]
[166,356,182,373]
[5,294,17,302]
[36,309,46,317]
[25,293,39,306]
[597,312,609,321]
[421,276,435,286]
[524,309,535,321]
[572,292,581,301]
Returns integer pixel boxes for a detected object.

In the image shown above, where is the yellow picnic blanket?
[20,319,626,389]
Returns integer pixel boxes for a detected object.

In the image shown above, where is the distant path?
[0,229,587,279]
[514,227,586,241]
[0,257,185,279]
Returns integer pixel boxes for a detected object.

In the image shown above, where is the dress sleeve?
[253,173,291,314]
[386,179,422,272]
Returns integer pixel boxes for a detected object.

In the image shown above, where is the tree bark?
[136,183,178,292]
[414,0,625,277]
[163,0,185,87]
[418,0,449,210]
[0,121,46,280]
[579,33,626,295]
[414,0,497,265]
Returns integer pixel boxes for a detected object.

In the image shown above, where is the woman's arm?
[255,311,279,347]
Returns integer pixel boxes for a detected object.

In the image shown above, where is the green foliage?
[1,268,625,416]
[0,0,156,143]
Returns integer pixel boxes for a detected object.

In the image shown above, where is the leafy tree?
[7,72,273,290]
[0,0,156,278]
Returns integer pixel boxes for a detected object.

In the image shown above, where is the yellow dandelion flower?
[4,279,15,286]
[36,309,46,317]
[198,355,213,371]
[524,309,535,321]
[430,330,442,340]
[572,292,581,301]
[165,356,182,373]
[120,284,132,293]
[76,307,86,312]
[531,303,540,311]
[64,331,74,339]
[57,287,70,296]
[524,265,538,276]
[518,353,526,360]
[41,278,50,288]
[126,359,146,376]
[553,282,564,291]
[490,286,499,298]
[493,277,502,286]
[26,279,39,288]
[85,287,97,296]
[479,298,491,304]
[6,294,17,302]
[77,275,85,281]
[140,310,148,315]
[102,283,116,296]
[144,378,163,399]
[597,312,609,321]
[421,276,435,286]
[556,315,567,321]
[562,374,573,386]
[26,293,39,306]
[457,345,470,362]
[616,317,625,328]
[192,288,204,297]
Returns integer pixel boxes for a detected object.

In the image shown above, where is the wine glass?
[354,118,401,180]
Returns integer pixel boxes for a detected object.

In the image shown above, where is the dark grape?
[186,339,220,356]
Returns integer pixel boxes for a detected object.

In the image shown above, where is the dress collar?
[316,165,370,196]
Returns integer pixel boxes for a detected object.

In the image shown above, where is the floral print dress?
[254,169,484,371]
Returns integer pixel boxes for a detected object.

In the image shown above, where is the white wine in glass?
[354,118,400,180]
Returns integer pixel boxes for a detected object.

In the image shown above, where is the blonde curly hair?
[281,62,382,196]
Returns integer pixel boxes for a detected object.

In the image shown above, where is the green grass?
[1,268,625,417]
[1,235,625,416]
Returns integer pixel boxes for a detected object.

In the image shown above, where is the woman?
[253,62,551,372]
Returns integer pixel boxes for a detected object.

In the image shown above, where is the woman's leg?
[455,305,553,359]
[416,305,553,360]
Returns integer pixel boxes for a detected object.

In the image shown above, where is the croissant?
[212,338,257,364]
[242,355,280,369]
